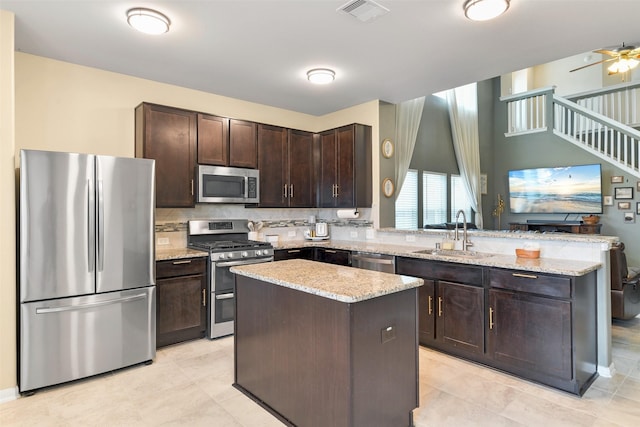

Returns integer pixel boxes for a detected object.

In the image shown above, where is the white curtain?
[395,96,425,197]
[445,83,483,229]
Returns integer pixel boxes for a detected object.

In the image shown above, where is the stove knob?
[218,253,225,260]
[227,252,234,258]
[255,250,262,256]
[242,251,249,258]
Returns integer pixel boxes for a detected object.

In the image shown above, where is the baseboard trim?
[0,386,19,404]
[598,362,616,378]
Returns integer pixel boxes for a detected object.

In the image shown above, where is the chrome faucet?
[454,209,474,251]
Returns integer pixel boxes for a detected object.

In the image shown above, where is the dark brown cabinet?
[274,248,315,261]
[318,124,372,208]
[396,257,484,357]
[156,258,207,348]
[258,125,314,207]
[135,103,196,207]
[197,113,229,166]
[508,222,601,234]
[229,119,257,169]
[315,247,351,266]
[488,268,597,395]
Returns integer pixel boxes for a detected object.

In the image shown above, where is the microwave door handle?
[243,176,248,198]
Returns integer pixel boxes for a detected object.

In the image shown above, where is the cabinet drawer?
[157,258,207,279]
[489,268,571,299]
[396,257,483,286]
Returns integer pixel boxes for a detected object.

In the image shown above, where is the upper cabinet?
[198,115,257,169]
[135,102,196,208]
[318,124,372,208]
[258,125,315,207]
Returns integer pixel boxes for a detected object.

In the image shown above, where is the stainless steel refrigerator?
[18,149,156,393]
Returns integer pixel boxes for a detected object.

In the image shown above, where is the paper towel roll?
[337,209,359,219]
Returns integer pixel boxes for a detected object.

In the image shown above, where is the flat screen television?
[508,164,603,214]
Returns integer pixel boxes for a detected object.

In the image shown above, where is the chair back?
[610,242,628,291]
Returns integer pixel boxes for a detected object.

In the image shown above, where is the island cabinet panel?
[234,275,418,427]
[156,258,207,348]
[135,103,196,208]
[488,268,598,395]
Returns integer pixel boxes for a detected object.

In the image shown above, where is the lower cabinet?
[156,258,207,348]
[396,256,598,395]
[274,248,315,261]
[315,247,351,266]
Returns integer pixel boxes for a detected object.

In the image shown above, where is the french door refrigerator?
[18,149,156,393]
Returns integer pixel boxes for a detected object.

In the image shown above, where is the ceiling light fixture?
[464,0,510,21]
[127,8,171,35]
[607,56,640,75]
[307,68,336,84]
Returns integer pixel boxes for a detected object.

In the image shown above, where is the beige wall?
[1,50,380,395]
[0,10,16,398]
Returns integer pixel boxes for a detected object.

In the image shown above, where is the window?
[423,172,446,225]
[395,169,418,229]
[451,175,473,222]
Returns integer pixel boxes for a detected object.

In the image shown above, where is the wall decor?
[382,177,395,198]
[618,201,631,210]
[381,139,394,159]
[636,202,640,215]
[615,187,633,199]
[604,195,613,206]
[611,176,624,183]
[624,212,635,223]
[637,181,640,192]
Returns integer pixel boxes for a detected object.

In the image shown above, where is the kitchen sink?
[413,249,492,259]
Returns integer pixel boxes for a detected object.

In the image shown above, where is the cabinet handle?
[202,289,206,307]
[283,184,288,198]
[290,184,294,198]
[335,184,339,197]
[287,249,301,254]
[172,260,192,265]
[428,295,433,315]
[325,249,337,254]
[512,273,538,279]
[438,297,443,317]
[489,307,494,330]
[191,179,194,196]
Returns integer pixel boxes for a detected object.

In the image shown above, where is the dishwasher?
[351,251,396,273]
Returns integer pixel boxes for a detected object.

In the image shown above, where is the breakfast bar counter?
[230,259,424,427]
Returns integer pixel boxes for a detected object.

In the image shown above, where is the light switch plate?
[406,235,416,242]
[350,231,358,238]
[288,230,296,237]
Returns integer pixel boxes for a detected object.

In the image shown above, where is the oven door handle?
[215,293,234,300]
[216,257,274,268]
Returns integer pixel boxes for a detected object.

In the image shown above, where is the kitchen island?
[230,259,424,427]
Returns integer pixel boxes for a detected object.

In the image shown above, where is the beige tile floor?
[1,317,639,426]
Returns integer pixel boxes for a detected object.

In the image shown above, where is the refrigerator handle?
[97,179,105,272]
[35,293,148,314]
[88,179,95,273]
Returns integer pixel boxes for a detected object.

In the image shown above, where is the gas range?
[187,219,274,262]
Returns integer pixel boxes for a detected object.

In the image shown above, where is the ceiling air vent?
[338,0,389,23]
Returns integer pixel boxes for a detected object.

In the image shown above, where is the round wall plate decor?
[382,177,395,197]
[381,139,394,158]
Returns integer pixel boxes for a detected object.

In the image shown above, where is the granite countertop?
[156,247,208,261]
[273,240,601,276]
[230,259,423,303]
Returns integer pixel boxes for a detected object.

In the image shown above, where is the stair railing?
[567,82,640,128]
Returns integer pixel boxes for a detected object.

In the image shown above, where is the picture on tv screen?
[508,164,603,214]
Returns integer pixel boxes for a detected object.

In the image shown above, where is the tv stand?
[509,222,602,234]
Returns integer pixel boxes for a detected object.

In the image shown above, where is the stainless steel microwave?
[197,165,260,204]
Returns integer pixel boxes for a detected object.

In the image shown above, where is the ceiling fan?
[570,42,640,75]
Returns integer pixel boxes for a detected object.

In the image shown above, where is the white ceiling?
[3,0,640,116]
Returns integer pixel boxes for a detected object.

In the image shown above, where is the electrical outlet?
[406,235,416,242]
[288,230,296,237]
[365,229,375,239]
[157,237,170,246]
[350,231,358,238]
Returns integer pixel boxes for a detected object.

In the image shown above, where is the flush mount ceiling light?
[127,8,171,35]
[307,68,336,84]
[464,0,510,21]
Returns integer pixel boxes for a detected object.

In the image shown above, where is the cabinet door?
[288,129,315,207]
[229,119,257,168]
[274,248,315,261]
[336,125,356,207]
[488,289,572,380]
[156,273,206,347]
[418,279,436,346]
[437,280,484,356]
[315,248,350,266]
[136,103,196,207]
[258,124,288,207]
[318,130,338,207]
[197,113,229,166]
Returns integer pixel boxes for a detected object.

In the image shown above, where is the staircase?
[501,83,640,178]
